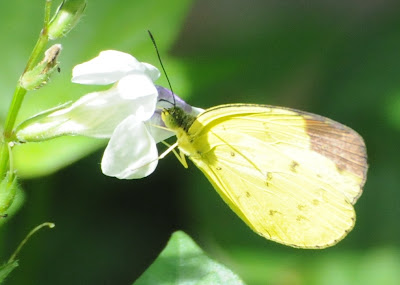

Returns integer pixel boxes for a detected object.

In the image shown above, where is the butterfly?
[161,103,367,249]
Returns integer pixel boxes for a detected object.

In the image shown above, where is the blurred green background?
[1,0,400,284]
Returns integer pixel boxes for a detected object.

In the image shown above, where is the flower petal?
[50,87,138,137]
[155,86,204,116]
[101,115,158,179]
[116,74,158,121]
[117,74,158,100]
[16,87,141,140]
[72,50,146,85]
[142,62,161,81]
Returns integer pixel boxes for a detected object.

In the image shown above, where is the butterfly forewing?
[178,104,367,248]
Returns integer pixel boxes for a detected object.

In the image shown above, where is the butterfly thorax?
[161,107,201,157]
[161,107,209,158]
[161,107,196,131]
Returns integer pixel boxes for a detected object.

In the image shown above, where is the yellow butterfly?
[161,104,367,249]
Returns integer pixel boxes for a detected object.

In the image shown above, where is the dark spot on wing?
[246,191,251,198]
[296,215,307,222]
[269,210,278,216]
[336,164,345,174]
[297,204,306,211]
[290,161,300,173]
[230,151,235,157]
[265,172,273,186]
[312,199,320,206]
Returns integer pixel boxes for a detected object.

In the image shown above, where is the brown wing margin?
[303,116,367,203]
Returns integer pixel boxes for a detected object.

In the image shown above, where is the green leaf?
[0,260,18,284]
[133,231,246,285]
[0,0,193,178]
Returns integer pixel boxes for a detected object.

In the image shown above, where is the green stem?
[0,0,53,179]
[8,222,55,263]
[0,147,9,179]
[3,87,27,139]
[24,0,52,73]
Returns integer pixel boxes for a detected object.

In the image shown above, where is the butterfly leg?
[160,141,188,168]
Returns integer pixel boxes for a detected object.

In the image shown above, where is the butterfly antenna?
[148,30,176,107]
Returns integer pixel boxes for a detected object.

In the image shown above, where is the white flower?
[102,85,203,179]
[16,50,203,179]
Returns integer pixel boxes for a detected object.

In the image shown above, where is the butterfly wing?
[180,104,367,248]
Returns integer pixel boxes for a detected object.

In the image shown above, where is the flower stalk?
[0,0,86,179]
[8,222,55,263]
[0,2,54,179]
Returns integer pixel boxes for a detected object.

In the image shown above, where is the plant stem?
[0,86,26,179]
[0,147,9,179]
[0,0,53,179]
[8,222,55,263]
[24,0,52,73]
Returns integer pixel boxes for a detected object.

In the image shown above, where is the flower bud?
[48,0,87,40]
[15,101,73,142]
[0,172,18,215]
[20,44,62,90]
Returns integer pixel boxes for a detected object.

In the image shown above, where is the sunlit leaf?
[133,231,246,285]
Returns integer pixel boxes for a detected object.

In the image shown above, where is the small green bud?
[48,0,87,40]
[20,44,62,90]
[0,172,18,215]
